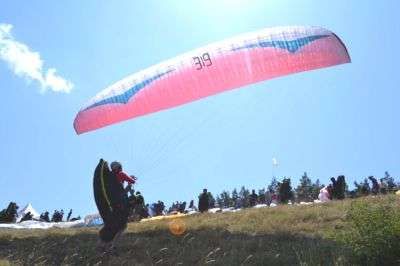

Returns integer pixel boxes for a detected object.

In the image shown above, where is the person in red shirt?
[100,161,137,253]
[110,161,137,187]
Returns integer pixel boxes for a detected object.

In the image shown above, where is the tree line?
[202,171,399,209]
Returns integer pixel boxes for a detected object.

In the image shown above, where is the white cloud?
[0,23,73,93]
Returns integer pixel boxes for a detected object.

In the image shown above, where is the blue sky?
[0,0,399,217]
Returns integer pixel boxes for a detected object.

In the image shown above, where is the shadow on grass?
[0,229,351,265]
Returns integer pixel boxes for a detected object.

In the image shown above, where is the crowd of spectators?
[1,172,398,223]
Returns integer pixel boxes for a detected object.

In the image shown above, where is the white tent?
[17,203,40,222]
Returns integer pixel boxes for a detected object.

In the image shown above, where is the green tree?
[268,177,278,193]
[258,188,266,204]
[354,178,370,196]
[239,186,250,208]
[207,192,215,208]
[335,175,347,199]
[215,195,223,208]
[296,172,313,202]
[383,171,397,192]
[311,179,323,200]
[220,191,233,208]
[231,188,239,207]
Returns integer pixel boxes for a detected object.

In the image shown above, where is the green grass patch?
[334,196,400,265]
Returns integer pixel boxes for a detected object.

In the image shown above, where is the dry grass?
[125,199,349,237]
[0,196,397,265]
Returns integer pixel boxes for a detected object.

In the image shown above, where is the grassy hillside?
[0,196,399,265]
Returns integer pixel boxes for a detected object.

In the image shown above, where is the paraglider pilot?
[110,161,136,187]
[93,159,137,252]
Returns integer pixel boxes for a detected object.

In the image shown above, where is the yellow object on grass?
[140,212,187,223]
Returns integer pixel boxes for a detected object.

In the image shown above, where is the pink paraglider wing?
[74,26,350,134]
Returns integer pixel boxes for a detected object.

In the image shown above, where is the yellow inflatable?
[140,212,188,223]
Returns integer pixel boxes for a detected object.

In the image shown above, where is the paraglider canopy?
[74,26,350,134]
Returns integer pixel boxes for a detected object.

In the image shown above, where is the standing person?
[336,176,347,200]
[327,184,334,200]
[20,212,33,222]
[188,200,194,209]
[40,211,50,222]
[67,209,72,222]
[380,179,388,194]
[93,159,137,253]
[188,200,197,212]
[330,177,337,199]
[198,189,210,213]
[110,161,136,187]
[135,192,144,206]
[271,193,278,205]
[179,201,186,213]
[60,210,64,221]
[249,189,258,207]
[369,176,380,195]
[265,190,272,206]
[132,191,145,220]
[0,202,19,223]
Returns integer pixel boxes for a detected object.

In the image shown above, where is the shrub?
[337,196,400,265]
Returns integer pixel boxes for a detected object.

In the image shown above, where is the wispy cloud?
[0,23,73,93]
